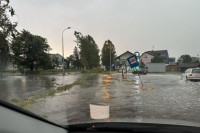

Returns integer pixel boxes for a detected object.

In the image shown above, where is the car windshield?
[1,0,200,127]
[192,69,200,73]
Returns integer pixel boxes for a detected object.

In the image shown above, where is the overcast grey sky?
[10,0,200,59]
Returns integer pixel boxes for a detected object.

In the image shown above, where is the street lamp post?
[105,40,111,74]
[62,27,71,76]
[110,43,111,74]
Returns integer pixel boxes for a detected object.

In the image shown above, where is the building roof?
[154,50,169,57]
[50,53,63,58]
[141,51,161,57]
[117,51,134,58]
[177,63,200,68]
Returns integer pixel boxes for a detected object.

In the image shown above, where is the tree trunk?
[30,64,34,71]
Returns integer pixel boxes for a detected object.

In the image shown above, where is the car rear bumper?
[188,77,200,80]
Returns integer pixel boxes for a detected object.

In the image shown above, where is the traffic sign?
[33,61,37,65]
[127,55,139,68]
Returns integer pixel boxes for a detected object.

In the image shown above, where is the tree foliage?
[72,46,81,69]
[64,55,74,69]
[178,54,192,63]
[151,56,164,63]
[11,30,52,70]
[74,31,100,69]
[101,40,116,70]
[0,0,18,70]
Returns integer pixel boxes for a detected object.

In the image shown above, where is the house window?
[144,55,147,58]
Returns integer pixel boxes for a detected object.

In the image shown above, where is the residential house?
[140,52,155,65]
[153,50,169,64]
[140,50,169,64]
[115,51,134,70]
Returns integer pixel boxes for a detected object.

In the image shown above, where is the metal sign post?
[127,52,143,87]
[122,62,127,79]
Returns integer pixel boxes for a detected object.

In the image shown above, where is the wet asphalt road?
[0,73,85,101]
[29,73,200,125]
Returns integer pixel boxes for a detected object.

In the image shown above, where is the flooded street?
[0,73,85,101]
[27,73,200,125]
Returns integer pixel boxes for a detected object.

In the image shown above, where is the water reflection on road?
[102,74,111,100]
[0,73,84,101]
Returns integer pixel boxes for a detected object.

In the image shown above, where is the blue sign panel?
[127,55,139,68]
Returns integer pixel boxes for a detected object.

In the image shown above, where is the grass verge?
[81,67,103,73]
[12,76,90,109]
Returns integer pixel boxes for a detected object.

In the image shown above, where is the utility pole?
[110,42,111,74]
[105,40,111,74]
[62,27,71,76]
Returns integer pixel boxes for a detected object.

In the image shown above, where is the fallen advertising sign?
[127,55,139,68]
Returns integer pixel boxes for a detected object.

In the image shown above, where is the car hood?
[67,118,200,128]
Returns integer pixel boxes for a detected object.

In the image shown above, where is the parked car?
[118,69,123,73]
[132,68,148,74]
[185,68,200,81]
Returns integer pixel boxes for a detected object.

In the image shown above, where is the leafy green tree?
[101,40,116,70]
[151,56,164,63]
[72,46,81,69]
[178,54,192,63]
[64,58,70,69]
[0,0,18,71]
[11,30,52,71]
[39,53,53,70]
[65,55,74,69]
[0,33,9,71]
[74,31,100,69]
[192,59,199,63]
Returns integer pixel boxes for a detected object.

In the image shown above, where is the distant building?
[166,65,178,72]
[115,51,134,69]
[153,50,169,64]
[169,57,176,65]
[177,63,200,72]
[140,52,155,65]
[5,61,18,71]
[140,50,169,64]
[50,53,63,66]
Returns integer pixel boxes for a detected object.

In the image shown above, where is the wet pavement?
[28,73,200,125]
[0,73,85,101]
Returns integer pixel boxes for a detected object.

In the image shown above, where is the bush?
[90,67,103,73]
[81,69,87,73]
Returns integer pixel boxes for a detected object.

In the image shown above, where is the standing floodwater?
[0,73,85,102]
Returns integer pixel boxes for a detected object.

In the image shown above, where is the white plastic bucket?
[89,104,109,119]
